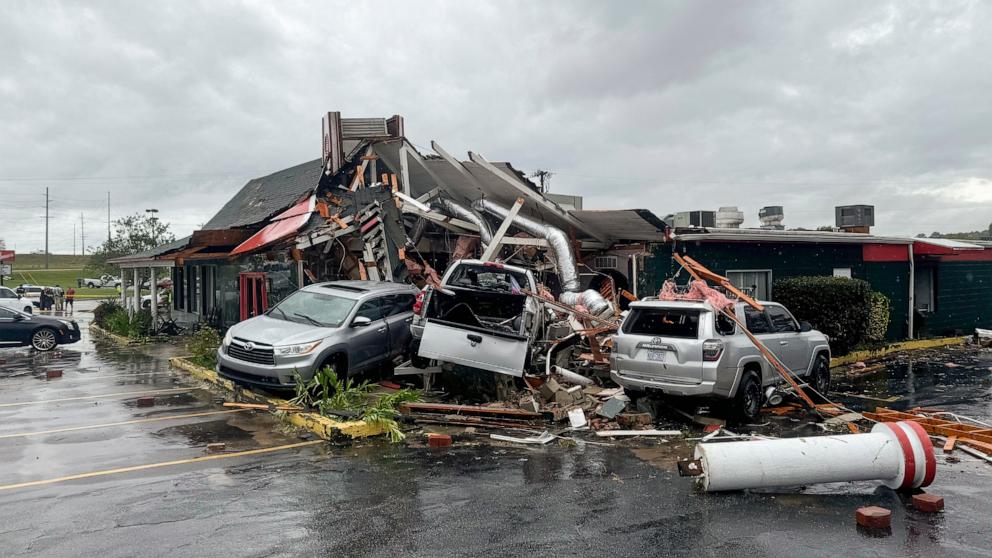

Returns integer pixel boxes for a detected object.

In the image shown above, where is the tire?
[87,282,96,288]
[810,354,831,395]
[31,328,58,352]
[24,306,32,314]
[733,370,762,423]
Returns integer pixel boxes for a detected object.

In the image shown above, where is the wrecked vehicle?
[410,259,546,377]
[610,299,831,420]
[218,280,419,388]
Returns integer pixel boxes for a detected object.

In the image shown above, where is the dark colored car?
[0,306,81,351]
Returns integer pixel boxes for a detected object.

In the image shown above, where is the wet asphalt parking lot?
[1,303,990,557]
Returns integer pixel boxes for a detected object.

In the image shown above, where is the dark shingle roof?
[203,159,322,230]
[107,235,192,264]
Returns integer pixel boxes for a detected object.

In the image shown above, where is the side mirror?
[799,321,813,333]
[351,316,372,328]
[13,314,26,321]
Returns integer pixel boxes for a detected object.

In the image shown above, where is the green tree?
[86,213,175,275]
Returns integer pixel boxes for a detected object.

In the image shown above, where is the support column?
[120,268,128,308]
[133,268,140,315]
[149,266,158,330]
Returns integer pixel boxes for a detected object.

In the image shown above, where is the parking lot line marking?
[0,387,198,408]
[0,372,177,382]
[0,440,325,492]
[0,409,251,439]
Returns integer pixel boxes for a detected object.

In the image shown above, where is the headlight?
[222,329,233,347]
[58,319,74,328]
[275,341,322,356]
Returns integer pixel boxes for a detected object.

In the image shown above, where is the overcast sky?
[1,1,990,253]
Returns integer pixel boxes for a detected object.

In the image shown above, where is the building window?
[833,267,852,278]
[727,270,772,300]
[594,256,618,270]
[915,267,935,312]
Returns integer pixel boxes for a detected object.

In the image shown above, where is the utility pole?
[73,223,77,256]
[107,191,111,243]
[44,187,50,269]
[531,170,554,193]
[80,213,86,256]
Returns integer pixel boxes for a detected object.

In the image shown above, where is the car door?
[347,297,390,372]
[741,305,784,384]
[0,287,18,312]
[765,305,808,373]
[380,293,415,358]
[0,307,32,346]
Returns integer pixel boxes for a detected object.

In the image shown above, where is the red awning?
[230,196,314,256]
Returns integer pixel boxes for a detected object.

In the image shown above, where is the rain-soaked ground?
[1,304,990,557]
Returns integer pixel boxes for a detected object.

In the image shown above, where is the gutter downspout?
[908,243,915,340]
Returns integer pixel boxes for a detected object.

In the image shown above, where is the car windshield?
[447,264,528,293]
[267,290,356,327]
[623,307,701,338]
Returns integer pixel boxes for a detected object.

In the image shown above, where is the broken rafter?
[480,197,524,262]
[521,289,619,328]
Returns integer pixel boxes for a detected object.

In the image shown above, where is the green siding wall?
[641,241,910,340]
[923,261,992,336]
[864,262,910,340]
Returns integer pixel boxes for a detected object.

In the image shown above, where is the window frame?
[725,269,773,300]
[766,304,799,333]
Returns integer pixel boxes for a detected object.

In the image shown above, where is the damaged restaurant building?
[110,111,670,330]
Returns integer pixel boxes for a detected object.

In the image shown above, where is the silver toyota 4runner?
[610,299,830,421]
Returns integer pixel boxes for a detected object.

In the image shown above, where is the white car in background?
[0,286,35,314]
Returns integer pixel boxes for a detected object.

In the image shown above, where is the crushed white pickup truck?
[410,260,546,377]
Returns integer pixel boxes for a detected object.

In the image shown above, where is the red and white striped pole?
[694,420,936,492]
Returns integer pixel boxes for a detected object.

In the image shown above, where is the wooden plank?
[400,402,542,419]
[944,436,957,452]
[480,197,524,262]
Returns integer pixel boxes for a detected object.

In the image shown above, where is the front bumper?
[610,369,718,397]
[216,347,316,389]
[57,325,81,345]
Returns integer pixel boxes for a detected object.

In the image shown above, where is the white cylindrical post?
[695,421,936,492]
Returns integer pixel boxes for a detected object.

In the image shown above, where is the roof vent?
[715,206,744,228]
[759,206,784,230]
[835,205,874,233]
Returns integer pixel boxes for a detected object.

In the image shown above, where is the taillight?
[413,290,425,315]
[702,339,724,362]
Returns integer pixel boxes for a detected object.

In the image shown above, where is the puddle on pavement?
[152,412,298,449]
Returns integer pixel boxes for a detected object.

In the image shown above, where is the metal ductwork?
[433,198,493,247]
[559,289,614,317]
[472,198,580,292]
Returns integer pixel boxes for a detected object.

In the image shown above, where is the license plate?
[646,350,667,362]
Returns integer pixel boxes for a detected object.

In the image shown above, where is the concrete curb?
[830,336,968,368]
[88,323,141,346]
[168,357,387,440]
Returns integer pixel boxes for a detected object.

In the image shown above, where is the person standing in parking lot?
[65,287,75,314]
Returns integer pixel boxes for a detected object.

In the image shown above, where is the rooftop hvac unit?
[759,206,784,230]
[670,210,716,229]
[715,206,744,228]
[835,205,875,229]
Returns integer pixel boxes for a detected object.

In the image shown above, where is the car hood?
[27,314,75,327]
[228,314,340,346]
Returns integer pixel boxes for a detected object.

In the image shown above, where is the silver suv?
[217,281,419,389]
[610,300,830,421]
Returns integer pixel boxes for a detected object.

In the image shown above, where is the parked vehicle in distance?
[0,306,81,351]
[610,299,830,422]
[80,274,121,288]
[217,280,419,389]
[0,286,35,314]
[410,259,546,377]
[15,284,44,298]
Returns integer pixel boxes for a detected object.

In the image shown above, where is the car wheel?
[733,371,762,423]
[24,306,32,314]
[87,282,96,288]
[31,328,58,352]
[810,354,831,395]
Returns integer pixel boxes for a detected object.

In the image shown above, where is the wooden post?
[480,197,524,262]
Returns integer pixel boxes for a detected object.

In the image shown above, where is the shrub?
[100,305,153,339]
[866,291,891,343]
[772,276,875,354]
[93,300,123,329]
[187,327,221,369]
